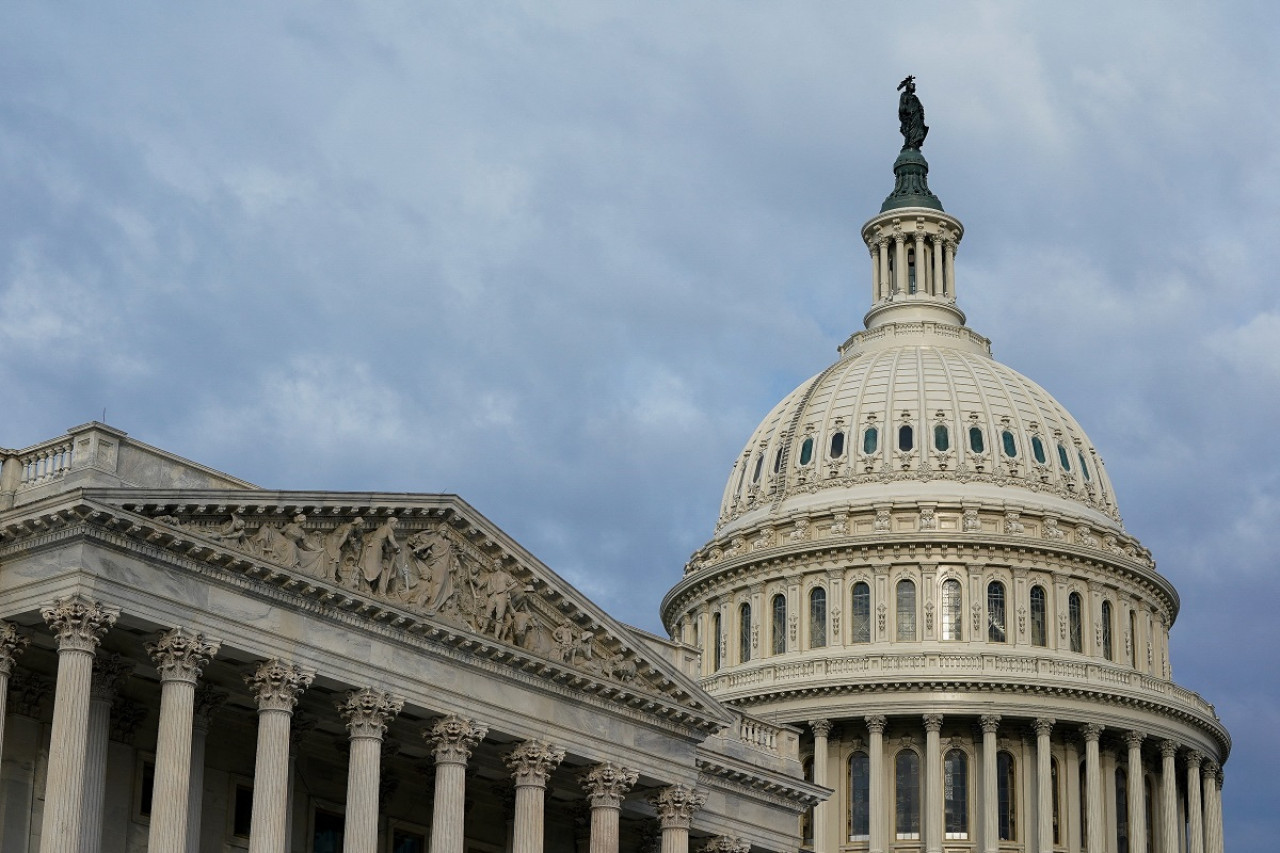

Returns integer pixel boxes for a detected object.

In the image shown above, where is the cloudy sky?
[3,1,1277,847]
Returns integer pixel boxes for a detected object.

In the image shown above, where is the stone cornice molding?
[505,739,565,787]
[581,762,639,808]
[0,495,731,737]
[146,627,221,684]
[89,652,134,701]
[41,594,119,653]
[425,713,488,765]
[0,621,30,675]
[651,784,707,829]
[695,759,825,810]
[245,658,314,712]
[338,687,404,740]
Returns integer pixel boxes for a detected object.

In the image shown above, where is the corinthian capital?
[581,762,639,808]
[809,719,833,739]
[923,714,944,733]
[0,621,30,675]
[146,627,221,684]
[701,837,751,853]
[244,659,314,712]
[650,784,706,829]
[89,652,134,701]
[979,714,1001,735]
[505,740,565,787]
[1032,718,1055,738]
[1080,723,1104,743]
[425,713,488,765]
[864,714,888,734]
[338,687,404,740]
[41,595,119,652]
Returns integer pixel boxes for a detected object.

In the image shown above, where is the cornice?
[695,755,827,810]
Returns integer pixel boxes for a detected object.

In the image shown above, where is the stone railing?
[18,440,74,488]
[703,652,1221,722]
[738,715,782,753]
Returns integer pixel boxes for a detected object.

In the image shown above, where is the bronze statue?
[897,76,928,150]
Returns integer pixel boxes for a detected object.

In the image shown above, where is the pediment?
[5,488,730,733]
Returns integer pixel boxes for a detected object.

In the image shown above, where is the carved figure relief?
[873,509,891,532]
[1043,516,1065,540]
[962,509,980,532]
[789,518,809,541]
[1003,512,1024,534]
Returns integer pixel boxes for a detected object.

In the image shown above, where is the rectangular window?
[231,780,254,839]
[133,754,156,822]
[312,806,345,853]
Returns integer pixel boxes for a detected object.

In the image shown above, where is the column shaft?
[944,243,956,298]
[41,647,95,852]
[344,737,382,853]
[866,716,886,853]
[932,237,945,297]
[187,723,210,853]
[1184,752,1203,853]
[431,759,468,853]
[1127,734,1147,853]
[1083,727,1104,853]
[249,708,293,853]
[1035,720,1054,853]
[924,715,942,853]
[913,233,925,294]
[982,718,998,853]
[878,240,889,299]
[80,694,113,853]
[589,805,621,853]
[1161,744,1179,853]
[513,784,546,853]
[894,237,907,295]
[811,720,831,853]
[871,249,882,302]
[149,679,198,852]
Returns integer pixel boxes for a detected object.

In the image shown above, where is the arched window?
[944,749,969,839]
[987,581,1007,643]
[1069,592,1084,653]
[712,612,722,671]
[851,582,871,643]
[849,751,870,840]
[1030,585,1048,647]
[799,437,814,467]
[739,603,752,663]
[896,579,917,641]
[1102,600,1114,661]
[934,423,950,452]
[941,578,962,640]
[997,751,1017,841]
[1129,609,1138,668]
[898,424,914,452]
[1001,430,1017,457]
[1051,757,1062,845]
[1116,768,1129,853]
[863,427,879,455]
[771,594,787,655]
[830,431,845,459]
[809,587,827,649]
[1031,435,1047,464]
[895,750,921,840]
[969,426,985,454]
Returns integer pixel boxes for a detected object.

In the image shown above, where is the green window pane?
[934,423,949,452]
[1057,444,1071,471]
[863,427,879,455]
[898,424,914,452]
[1001,430,1017,457]
[1031,436,1046,464]
[969,427,985,454]
[830,431,845,458]
[799,437,814,466]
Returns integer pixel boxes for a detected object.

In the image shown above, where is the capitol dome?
[663,81,1227,853]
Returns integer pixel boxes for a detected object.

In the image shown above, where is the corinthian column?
[865,715,887,853]
[980,715,1000,853]
[245,659,314,853]
[505,740,566,853]
[1124,731,1146,853]
[1211,770,1225,853]
[146,629,221,853]
[809,719,833,853]
[39,595,119,853]
[0,622,30,780]
[581,762,639,853]
[425,714,488,853]
[651,785,707,853]
[1033,718,1054,853]
[338,688,404,853]
[1081,724,1104,853]
[82,653,134,853]
[1160,740,1178,853]
[923,714,943,853]
[188,684,229,853]
[1201,761,1221,853]
[1185,750,1204,853]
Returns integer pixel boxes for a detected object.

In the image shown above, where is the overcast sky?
[3,2,1278,848]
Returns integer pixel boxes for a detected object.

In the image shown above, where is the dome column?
[1159,740,1179,853]
[912,230,926,295]
[1082,724,1104,853]
[894,234,908,296]
[1124,731,1147,853]
[980,715,1000,853]
[865,715,887,853]
[809,719,833,853]
[1185,750,1205,853]
[931,235,945,298]
[923,714,943,853]
[1033,719,1055,853]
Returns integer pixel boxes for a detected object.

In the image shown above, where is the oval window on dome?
[934,423,949,452]
[1057,444,1072,471]
[773,448,783,474]
[799,437,814,466]
[969,426,985,454]
[1078,451,1091,481]
[898,424,914,452]
[863,427,879,455]
[752,454,764,483]
[830,431,845,459]
[1001,430,1017,458]
[1031,436,1046,464]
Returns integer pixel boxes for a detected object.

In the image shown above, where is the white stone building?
[659,138,1229,853]
[0,104,1229,853]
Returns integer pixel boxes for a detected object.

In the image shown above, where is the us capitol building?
[0,82,1228,853]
